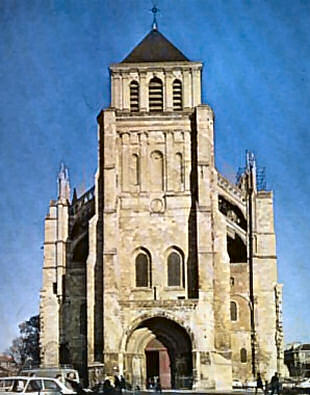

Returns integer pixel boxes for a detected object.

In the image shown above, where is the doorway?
[126,316,193,389]
[145,338,171,389]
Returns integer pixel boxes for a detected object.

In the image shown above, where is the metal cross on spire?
[151,4,159,30]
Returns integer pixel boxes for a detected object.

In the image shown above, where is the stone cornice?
[110,61,202,73]
[115,111,193,122]
[119,299,198,309]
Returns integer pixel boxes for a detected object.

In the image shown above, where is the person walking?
[256,372,264,394]
[155,378,162,393]
[270,372,280,395]
[114,376,121,393]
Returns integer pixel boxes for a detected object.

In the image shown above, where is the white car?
[0,376,75,395]
[297,378,310,388]
[232,379,243,388]
[20,368,80,390]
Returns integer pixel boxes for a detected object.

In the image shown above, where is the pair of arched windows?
[135,249,184,288]
[130,150,164,190]
[130,151,183,191]
[129,78,183,112]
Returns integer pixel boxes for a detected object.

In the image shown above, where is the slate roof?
[122,29,189,63]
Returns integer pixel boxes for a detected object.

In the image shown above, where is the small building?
[285,343,310,378]
[0,354,17,377]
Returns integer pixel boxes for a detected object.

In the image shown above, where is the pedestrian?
[148,377,154,389]
[255,372,264,394]
[270,372,280,395]
[265,380,269,395]
[65,373,85,395]
[120,375,126,391]
[114,376,121,393]
[155,378,162,393]
[103,379,115,394]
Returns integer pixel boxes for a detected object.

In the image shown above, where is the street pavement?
[126,391,301,395]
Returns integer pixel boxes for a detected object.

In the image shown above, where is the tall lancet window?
[135,251,151,287]
[167,251,183,287]
[240,348,247,363]
[130,81,139,112]
[150,151,164,191]
[230,301,237,321]
[149,77,163,112]
[176,153,184,190]
[131,154,140,186]
[173,79,182,111]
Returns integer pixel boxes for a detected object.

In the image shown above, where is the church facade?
[39,27,284,390]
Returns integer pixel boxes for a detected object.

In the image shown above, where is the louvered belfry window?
[173,79,182,111]
[130,81,139,112]
[149,77,163,112]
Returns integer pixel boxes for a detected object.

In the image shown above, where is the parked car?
[244,380,257,390]
[21,368,80,390]
[295,378,310,393]
[232,379,243,388]
[0,376,75,395]
[281,377,298,391]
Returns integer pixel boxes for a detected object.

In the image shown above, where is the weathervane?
[151,4,159,30]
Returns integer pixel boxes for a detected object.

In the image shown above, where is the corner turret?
[58,162,71,202]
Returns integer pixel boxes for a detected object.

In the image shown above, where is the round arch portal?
[124,316,193,390]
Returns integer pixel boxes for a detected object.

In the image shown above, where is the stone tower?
[40,26,284,390]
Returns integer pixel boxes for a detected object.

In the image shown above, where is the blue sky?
[0,0,309,351]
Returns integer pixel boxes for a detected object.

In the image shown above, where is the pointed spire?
[72,188,78,203]
[58,162,71,202]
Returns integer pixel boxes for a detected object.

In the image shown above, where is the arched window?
[149,77,163,112]
[230,301,237,321]
[173,79,182,111]
[135,252,151,287]
[132,154,140,185]
[168,251,183,287]
[130,81,139,112]
[240,348,247,363]
[150,151,164,191]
